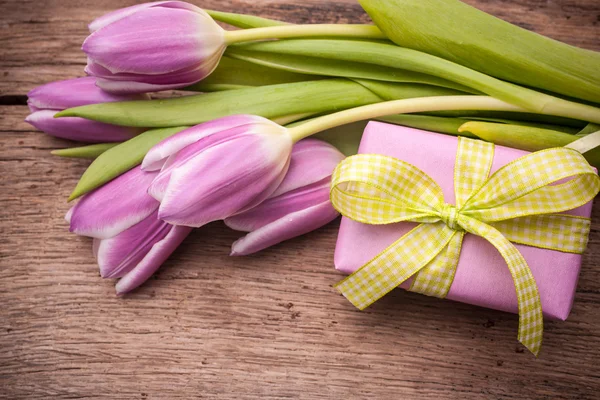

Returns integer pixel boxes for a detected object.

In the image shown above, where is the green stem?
[272,113,317,126]
[206,9,288,28]
[223,25,386,44]
[288,96,524,142]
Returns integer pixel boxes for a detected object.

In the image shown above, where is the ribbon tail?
[335,223,455,310]
[460,215,544,356]
[410,231,465,298]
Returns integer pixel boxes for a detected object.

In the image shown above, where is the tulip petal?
[230,201,339,256]
[86,57,212,81]
[87,61,217,94]
[272,139,345,197]
[26,110,142,142]
[142,115,272,171]
[86,41,223,94]
[95,76,201,95]
[95,210,172,278]
[89,2,157,32]
[83,7,224,75]
[147,124,264,201]
[26,76,146,111]
[158,134,291,227]
[225,178,331,232]
[65,206,74,224]
[85,2,225,93]
[69,167,160,239]
[89,1,205,32]
[115,225,192,295]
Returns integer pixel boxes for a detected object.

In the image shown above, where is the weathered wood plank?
[0,0,598,97]
[1,104,600,399]
[1,0,600,398]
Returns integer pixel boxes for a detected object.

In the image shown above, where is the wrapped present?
[332,122,599,354]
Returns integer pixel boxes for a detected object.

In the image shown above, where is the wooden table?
[1,1,599,398]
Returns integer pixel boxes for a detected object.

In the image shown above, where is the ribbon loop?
[330,154,445,225]
[331,136,599,355]
[463,148,599,221]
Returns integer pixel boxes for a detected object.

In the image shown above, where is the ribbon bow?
[330,137,599,355]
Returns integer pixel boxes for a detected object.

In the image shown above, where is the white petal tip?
[65,207,74,224]
[229,239,250,256]
[115,281,130,296]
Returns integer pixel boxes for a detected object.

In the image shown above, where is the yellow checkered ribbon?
[331,137,599,355]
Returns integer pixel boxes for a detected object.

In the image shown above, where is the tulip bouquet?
[26,0,600,294]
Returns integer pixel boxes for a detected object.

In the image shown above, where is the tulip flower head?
[67,166,191,294]
[142,115,294,227]
[25,77,146,142]
[83,1,226,93]
[225,139,344,255]
[81,2,389,94]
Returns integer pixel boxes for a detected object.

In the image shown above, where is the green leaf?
[206,9,288,28]
[185,84,252,92]
[224,39,600,124]
[359,0,600,104]
[459,121,600,167]
[381,114,583,137]
[57,79,383,128]
[51,143,118,159]
[68,126,188,201]
[457,118,579,134]
[353,79,469,100]
[459,121,576,151]
[420,110,586,128]
[226,45,476,93]
[577,123,600,136]
[377,115,474,137]
[186,56,318,91]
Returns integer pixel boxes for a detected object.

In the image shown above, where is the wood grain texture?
[1,1,600,399]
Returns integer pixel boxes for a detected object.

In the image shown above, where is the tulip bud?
[225,139,344,255]
[93,211,191,295]
[67,166,191,294]
[83,1,226,94]
[26,77,146,142]
[142,115,293,227]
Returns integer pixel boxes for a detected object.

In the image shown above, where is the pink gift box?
[334,122,595,320]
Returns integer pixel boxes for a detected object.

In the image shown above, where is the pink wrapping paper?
[334,122,595,320]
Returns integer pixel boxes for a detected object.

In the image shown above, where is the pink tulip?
[83,1,226,94]
[67,166,192,294]
[225,139,344,255]
[25,77,146,142]
[142,115,293,227]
